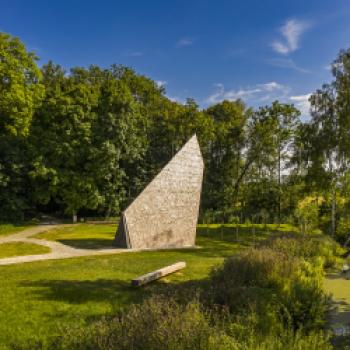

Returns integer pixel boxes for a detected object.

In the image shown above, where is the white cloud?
[168,95,184,104]
[176,37,194,48]
[205,83,312,118]
[205,81,290,105]
[267,58,310,73]
[271,19,310,55]
[289,94,311,117]
[258,82,285,92]
[156,80,167,88]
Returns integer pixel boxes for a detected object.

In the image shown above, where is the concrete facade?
[114,134,204,249]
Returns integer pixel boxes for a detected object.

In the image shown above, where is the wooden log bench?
[131,262,186,286]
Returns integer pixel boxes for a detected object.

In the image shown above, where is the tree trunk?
[278,145,281,224]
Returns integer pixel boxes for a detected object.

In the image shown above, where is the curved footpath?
[0,225,129,265]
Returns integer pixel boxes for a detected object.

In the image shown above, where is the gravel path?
[0,225,128,265]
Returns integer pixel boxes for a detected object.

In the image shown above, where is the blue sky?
[1,0,350,117]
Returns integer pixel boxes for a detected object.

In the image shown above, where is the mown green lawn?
[0,224,292,349]
[33,223,117,249]
[0,242,51,259]
[0,224,33,238]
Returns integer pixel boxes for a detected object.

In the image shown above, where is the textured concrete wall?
[115,135,204,249]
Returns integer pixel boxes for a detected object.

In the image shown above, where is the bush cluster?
[208,247,327,333]
[264,233,345,269]
[42,296,330,350]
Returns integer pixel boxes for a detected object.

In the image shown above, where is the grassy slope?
[33,224,117,249]
[0,224,294,349]
[0,224,32,238]
[0,242,51,259]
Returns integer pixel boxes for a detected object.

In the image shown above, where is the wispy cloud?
[176,37,194,48]
[289,94,311,117]
[168,95,184,104]
[125,51,143,57]
[205,83,311,118]
[205,81,290,105]
[156,80,167,88]
[271,19,310,55]
[267,58,310,73]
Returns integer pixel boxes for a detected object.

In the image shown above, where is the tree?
[29,63,100,220]
[251,102,300,222]
[203,100,247,215]
[29,64,147,220]
[0,32,44,220]
[302,49,350,237]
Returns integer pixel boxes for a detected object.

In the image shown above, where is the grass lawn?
[33,222,297,250]
[0,223,298,349]
[33,224,117,249]
[0,242,51,259]
[0,224,33,238]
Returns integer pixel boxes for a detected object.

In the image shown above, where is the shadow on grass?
[54,225,282,253]
[169,226,272,259]
[58,238,115,250]
[21,278,145,305]
[19,276,208,315]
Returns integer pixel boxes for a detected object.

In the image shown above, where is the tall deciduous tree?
[203,100,247,214]
[303,49,350,236]
[0,32,44,220]
[254,101,300,221]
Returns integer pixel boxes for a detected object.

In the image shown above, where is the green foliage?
[0,32,44,221]
[47,297,234,350]
[265,234,344,269]
[337,217,350,243]
[0,32,44,137]
[39,297,331,350]
[208,246,328,333]
[294,196,321,234]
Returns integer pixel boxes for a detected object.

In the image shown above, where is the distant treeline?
[0,32,349,240]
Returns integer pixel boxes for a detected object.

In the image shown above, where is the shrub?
[264,234,344,269]
[337,217,350,244]
[47,297,235,350]
[208,248,298,310]
[33,297,331,350]
[243,330,331,350]
[207,247,328,333]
